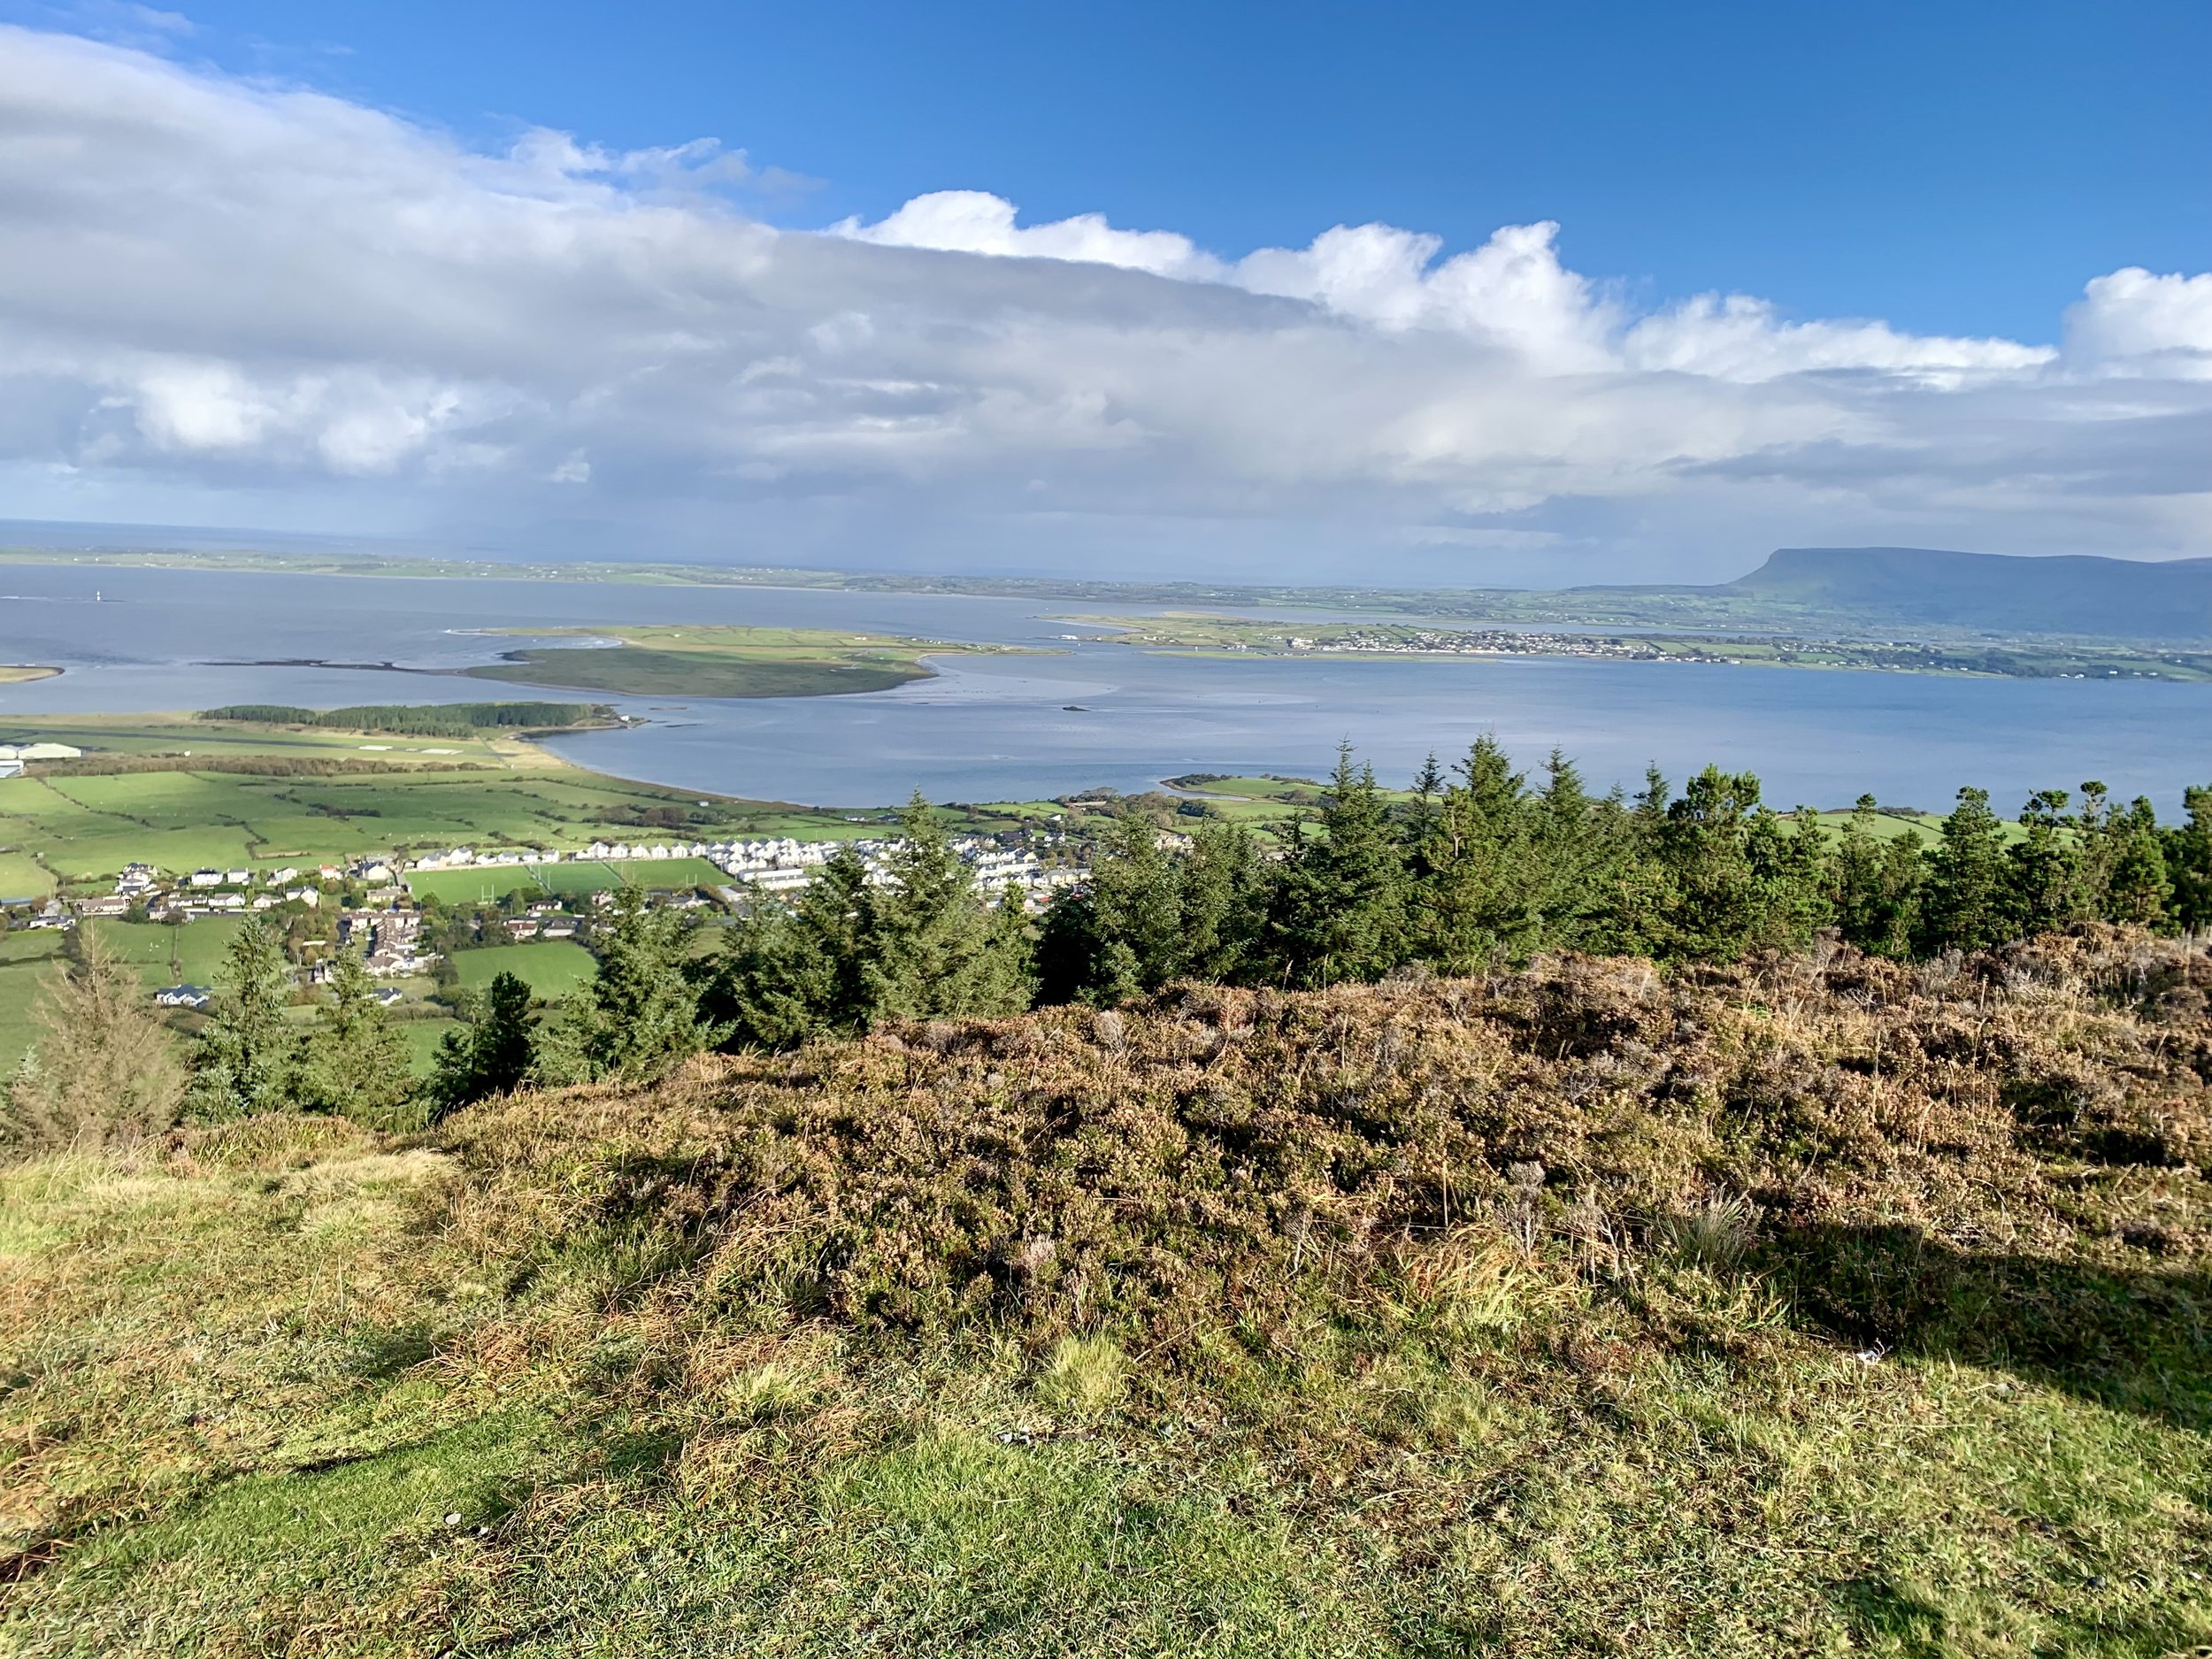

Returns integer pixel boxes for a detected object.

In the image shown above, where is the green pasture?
[449,940,597,999]
[0,848,54,901]
[82,917,248,989]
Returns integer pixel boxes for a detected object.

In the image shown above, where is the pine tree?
[1414,735,1539,972]
[186,918,299,1118]
[2166,785,2212,931]
[1917,787,2015,954]
[2095,796,2172,927]
[4,927,185,1152]
[708,848,874,1048]
[429,970,538,1115]
[569,888,727,1079]
[2007,788,2085,935]
[861,794,1032,1020]
[296,946,417,1123]
[1263,747,1409,987]
[1829,796,1924,957]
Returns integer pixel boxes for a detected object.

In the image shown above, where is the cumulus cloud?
[1,23,2208,578]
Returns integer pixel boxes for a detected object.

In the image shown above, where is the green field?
[407,856,727,904]
[449,940,597,999]
[0,849,54,902]
[83,917,248,988]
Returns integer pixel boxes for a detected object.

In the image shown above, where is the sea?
[3,561,2208,815]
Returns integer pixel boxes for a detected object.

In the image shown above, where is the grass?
[407,857,726,906]
[3,930,2207,1655]
[0,849,54,902]
[449,941,597,999]
[82,917,247,989]
[465,624,1027,700]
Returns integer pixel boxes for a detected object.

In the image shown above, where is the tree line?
[8,741,2211,1147]
[199,701,614,735]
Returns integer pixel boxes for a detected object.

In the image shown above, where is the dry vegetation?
[4,929,2208,1655]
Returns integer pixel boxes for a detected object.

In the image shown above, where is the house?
[504,918,540,939]
[188,868,222,888]
[207,893,247,911]
[265,868,299,887]
[155,984,212,1009]
[224,870,251,886]
[284,887,320,908]
[75,894,131,918]
[373,987,404,1008]
[541,919,578,939]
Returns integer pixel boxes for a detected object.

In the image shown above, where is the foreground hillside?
[4,932,2208,1656]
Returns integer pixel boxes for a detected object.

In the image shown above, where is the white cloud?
[0,22,2207,579]
[2063,267,2212,380]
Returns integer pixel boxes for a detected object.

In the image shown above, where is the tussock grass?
[4,928,2208,1655]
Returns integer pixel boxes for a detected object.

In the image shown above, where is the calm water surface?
[3,563,2206,813]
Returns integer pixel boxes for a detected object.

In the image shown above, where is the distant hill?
[1721,546,2212,640]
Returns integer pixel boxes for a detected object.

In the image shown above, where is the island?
[463,623,1030,698]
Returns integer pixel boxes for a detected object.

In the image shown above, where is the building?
[155,984,212,1009]
[0,742,84,762]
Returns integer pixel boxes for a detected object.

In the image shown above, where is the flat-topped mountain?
[1720,546,2212,639]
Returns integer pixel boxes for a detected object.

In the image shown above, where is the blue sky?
[29,0,2206,342]
[0,4,2206,580]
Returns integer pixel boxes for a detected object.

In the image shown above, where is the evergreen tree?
[1263,747,1409,987]
[1917,787,2015,954]
[1647,768,1827,959]
[1179,820,1268,985]
[4,927,185,1152]
[1036,811,1185,1005]
[429,971,538,1115]
[2166,785,2212,932]
[1413,735,1540,971]
[2007,788,2085,935]
[1829,796,1924,957]
[2081,790,2170,928]
[861,794,1033,1020]
[186,918,299,1118]
[296,946,417,1123]
[707,848,875,1048]
[567,888,727,1079]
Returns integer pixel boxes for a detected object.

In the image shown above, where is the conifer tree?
[568,888,727,1079]
[862,794,1032,1020]
[710,848,874,1047]
[296,946,417,1122]
[1829,796,1924,957]
[186,918,299,1118]
[1263,747,1409,986]
[4,927,185,1152]
[2166,785,2212,931]
[429,970,538,1115]
[1917,787,2015,954]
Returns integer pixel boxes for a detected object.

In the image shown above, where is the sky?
[0,1,2207,583]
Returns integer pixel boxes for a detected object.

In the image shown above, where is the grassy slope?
[3,932,2207,1656]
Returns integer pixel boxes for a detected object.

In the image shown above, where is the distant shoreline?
[0,665,61,684]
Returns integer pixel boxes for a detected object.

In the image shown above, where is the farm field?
[83,917,248,988]
[449,940,597,998]
[0,736,875,886]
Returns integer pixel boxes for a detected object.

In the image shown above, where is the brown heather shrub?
[438,927,2211,1380]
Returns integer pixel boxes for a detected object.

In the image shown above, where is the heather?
[4,928,2207,1655]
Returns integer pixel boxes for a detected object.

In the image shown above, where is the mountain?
[1721,546,2212,639]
